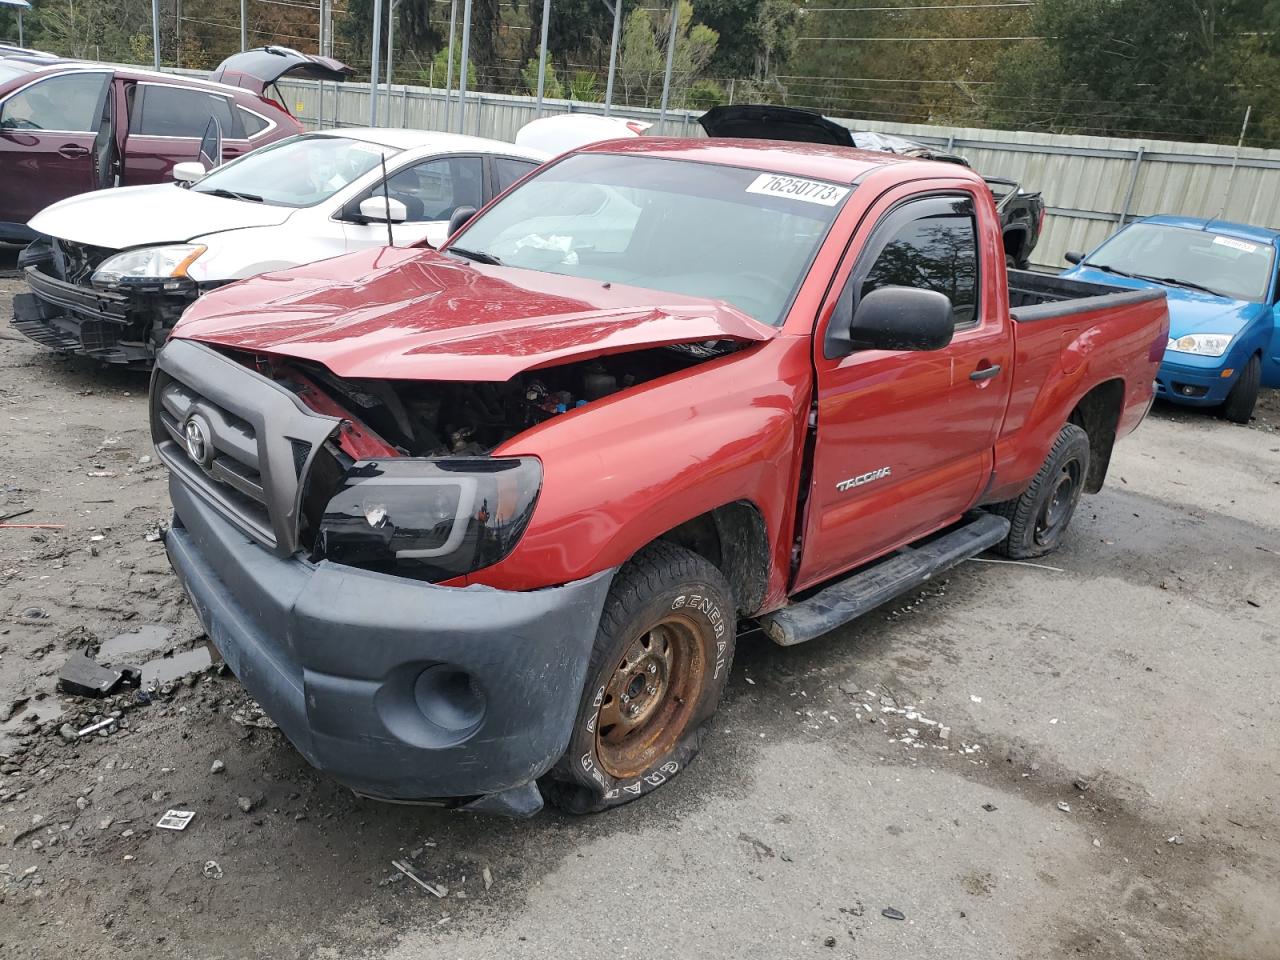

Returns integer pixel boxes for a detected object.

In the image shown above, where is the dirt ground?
[1,255,1279,960]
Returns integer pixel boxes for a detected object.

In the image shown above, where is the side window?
[0,73,110,132]
[493,156,538,193]
[237,107,269,138]
[860,196,980,327]
[131,85,235,139]
[380,156,484,223]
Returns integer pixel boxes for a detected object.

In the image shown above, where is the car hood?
[1062,266,1264,338]
[28,184,294,250]
[174,247,776,381]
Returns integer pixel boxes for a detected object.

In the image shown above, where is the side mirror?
[446,205,478,239]
[197,116,223,171]
[358,195,408,223]
[826,286,955,359]
[172,161,206,183]
[1064,250,1084,265]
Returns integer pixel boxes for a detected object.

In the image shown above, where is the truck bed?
[1007,269,1162,319]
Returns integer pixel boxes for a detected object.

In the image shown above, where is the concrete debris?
[1057,801,1072,813]
[236,796,255,814]
[1167,835,1184,845]
[210,760,226,775]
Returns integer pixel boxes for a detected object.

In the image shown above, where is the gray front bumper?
[165,477,614,811]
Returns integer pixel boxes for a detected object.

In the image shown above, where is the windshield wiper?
[1135,275,1223,297]
[198,187,264,203]
[1083,261,1141,280]
[448,247,502,266]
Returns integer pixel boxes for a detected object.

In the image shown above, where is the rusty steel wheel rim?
[595,614,707,780]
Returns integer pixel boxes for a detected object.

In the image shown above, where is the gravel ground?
[1,260,1278,960]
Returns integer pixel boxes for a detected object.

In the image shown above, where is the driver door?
[794,185,1013,591]
[343,154,485,250]
[0,71,113,223]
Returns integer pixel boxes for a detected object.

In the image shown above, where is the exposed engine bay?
[280,342,739,457]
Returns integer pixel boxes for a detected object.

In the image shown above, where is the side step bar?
[759,512,1010,647]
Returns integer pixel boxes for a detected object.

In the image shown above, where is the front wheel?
[542,542,736,814]
[1220,354,1261,425]
[990,423,1091,559]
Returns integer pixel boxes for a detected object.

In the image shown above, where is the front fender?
[471,336,813,607]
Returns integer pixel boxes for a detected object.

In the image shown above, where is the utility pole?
[151,0,160,68]
[658,0,678,123]
[604,0,622,116]
[457,0,472,133]
[368,0,383,126]
[443,0,457,130]
[535,0,552,116]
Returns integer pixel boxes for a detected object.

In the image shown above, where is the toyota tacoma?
[150,137,1168,817]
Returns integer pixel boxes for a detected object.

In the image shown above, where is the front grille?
[151,340,341,556]
[50,239,116,285]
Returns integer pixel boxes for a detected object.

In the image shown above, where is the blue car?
[1062,215,1280,423]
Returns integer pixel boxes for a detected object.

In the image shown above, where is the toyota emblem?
[184,415,212,467]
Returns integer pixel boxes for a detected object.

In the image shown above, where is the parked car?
[0,46,350,243]
[149,136,1167,816]
[698,104,1047,269]
[12,127,547,366]
[1062,215,1280,423]
[515,113,652,155]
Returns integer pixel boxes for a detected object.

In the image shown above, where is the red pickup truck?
[150,138,1168,817]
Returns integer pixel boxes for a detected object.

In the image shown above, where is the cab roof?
[576,136,921,185]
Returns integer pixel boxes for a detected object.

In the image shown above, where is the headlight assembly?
[315,457,541,582]
[1166,333,1233,358]
[92,244,207,288]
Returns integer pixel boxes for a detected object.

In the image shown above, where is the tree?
[521,54,565,98]
[617,0,718,108]
[695,0,799,80]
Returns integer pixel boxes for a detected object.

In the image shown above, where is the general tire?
[542,541,736,814]
[990,422,1091,559]
[1221,354,1261,425]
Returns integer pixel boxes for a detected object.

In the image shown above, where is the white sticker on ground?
[745,173,849,206]
[1213,235,1260,254]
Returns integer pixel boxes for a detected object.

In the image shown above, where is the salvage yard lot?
[1,264,1278,960]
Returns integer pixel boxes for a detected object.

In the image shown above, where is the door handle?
[969,364,1002,382]
[58,144,90,159]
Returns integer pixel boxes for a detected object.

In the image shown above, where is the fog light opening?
[414,666,486,733]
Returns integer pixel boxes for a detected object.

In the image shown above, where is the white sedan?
[14,128,547,365]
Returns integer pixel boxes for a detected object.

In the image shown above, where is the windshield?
[450,153,851,326]
[1086,222,1275,301]
[191,134,396,207]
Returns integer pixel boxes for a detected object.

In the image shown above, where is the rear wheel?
[542,541,736,814]
[1220,354,1261,425]
[990,423,1091,559]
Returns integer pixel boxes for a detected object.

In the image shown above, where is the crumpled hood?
[29,183,294,250]
[174,247,776,381]
[1063,266,1263,339]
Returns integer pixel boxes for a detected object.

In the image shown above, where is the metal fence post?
[240,0,247,52]
[604,0,622,116]
[368,0,383,126]
[658,0,679,124]
[457,0,473,133]
[1117,146,1145,226]
[444,0,457,131]
[385,0,397,126]
[151,0,161,68]
[535,0,552,117]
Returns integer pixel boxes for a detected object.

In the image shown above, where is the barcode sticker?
[745,173,849,206]
[1213,235,1259,254]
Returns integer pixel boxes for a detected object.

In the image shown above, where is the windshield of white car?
[1085,222,1275,301]
[190,135,398,207]
[448,153,851,326]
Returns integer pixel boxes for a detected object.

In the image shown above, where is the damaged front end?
[12,237,203,367]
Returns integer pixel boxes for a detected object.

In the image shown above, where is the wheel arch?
[1068,377,1125,493]
[654,500,771,617]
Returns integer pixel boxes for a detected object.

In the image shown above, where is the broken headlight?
[314,457,541,582]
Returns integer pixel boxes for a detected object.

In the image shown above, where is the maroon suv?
[0,46,350,243]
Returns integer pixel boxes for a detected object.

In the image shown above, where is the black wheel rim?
[1034,457,1083,547]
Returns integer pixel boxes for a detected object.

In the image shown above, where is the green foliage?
[424,43,477,89]
[618,0,719,107]
[521,54,565,99]
[695,0,799,79]
[567,70,600,103]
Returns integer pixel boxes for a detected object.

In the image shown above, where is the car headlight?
[92,244,207,288]
[315,457,541,582]
[1166,333,1233,357]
